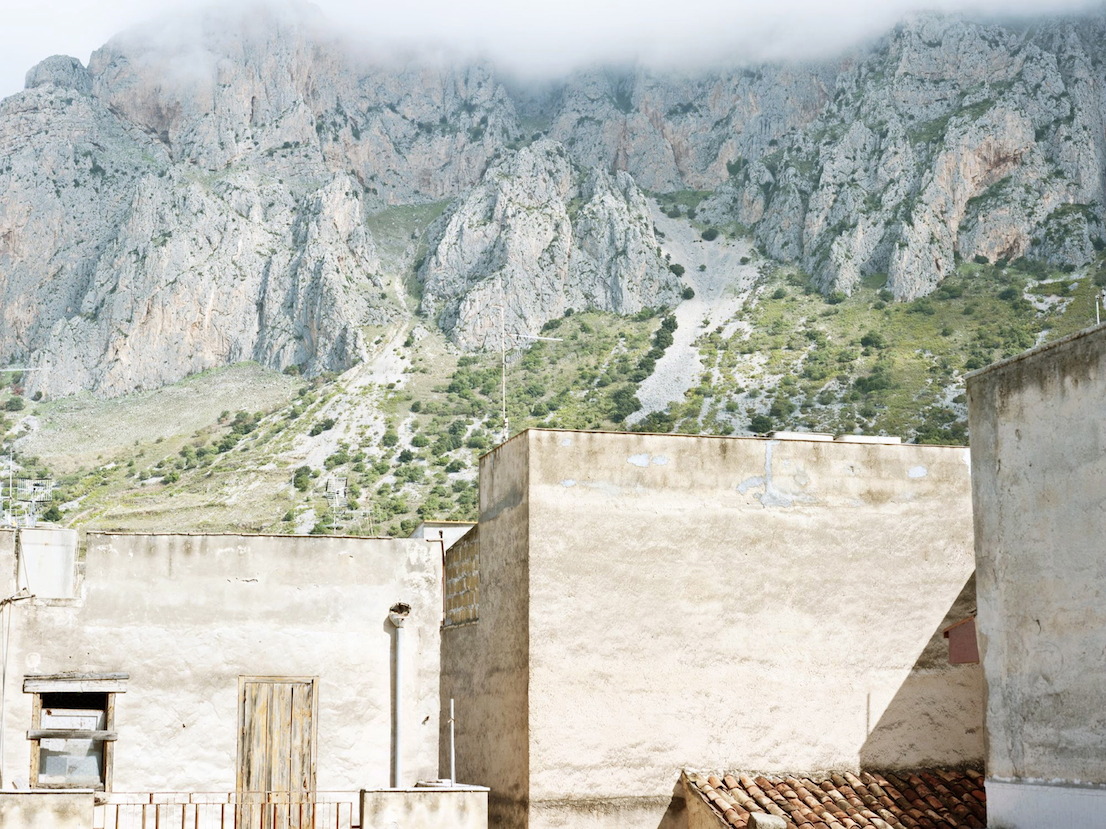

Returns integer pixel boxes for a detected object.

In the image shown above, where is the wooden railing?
[94,792,359,829]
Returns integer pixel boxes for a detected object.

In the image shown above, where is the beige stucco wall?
[0,791,93,828]
[444,429,981,829]
[968,326,1106,790]
[360,786,488,829]
[0,532,442,793]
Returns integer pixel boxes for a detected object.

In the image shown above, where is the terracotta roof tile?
[685,769,985,829]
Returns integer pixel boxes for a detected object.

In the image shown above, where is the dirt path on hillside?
[626,205,761,425]
[297,321,411,469]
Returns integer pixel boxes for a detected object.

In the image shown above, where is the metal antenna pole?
[500,276,509,444]
[495,276,562,445]
[449,697,456,786]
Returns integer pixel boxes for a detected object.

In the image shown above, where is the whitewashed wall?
[968,325,1106,828]
[0,531,442,794]
[443,429,981,829]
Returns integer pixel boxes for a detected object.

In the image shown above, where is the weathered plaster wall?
[440,438,531,827]
[967,325,1106,825]
[360,786,489,829]
[0,791,93,828]
[0,529,16,595]
[524,430,979,827]
[0,532,442,793]
[444,429,980,829]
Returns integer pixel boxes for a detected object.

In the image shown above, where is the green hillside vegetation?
[660,258,1102,442]
[2,253,1102,537]
[0,311,669,537]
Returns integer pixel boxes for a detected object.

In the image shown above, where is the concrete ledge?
[0,791,94,829]
[987,778,1106,828]
[529,793,686,829]
[360,785,488,829]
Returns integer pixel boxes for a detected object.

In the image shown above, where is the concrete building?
[0,528,486,828]
[967,324,1106,828]
[441,429,982,829]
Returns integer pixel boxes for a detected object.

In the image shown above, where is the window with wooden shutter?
[23,673,127,791]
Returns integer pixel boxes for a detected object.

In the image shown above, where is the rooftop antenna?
[4,449,10,528]
[496,275,561,444]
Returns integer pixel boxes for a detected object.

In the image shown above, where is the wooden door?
[237,677,317,829]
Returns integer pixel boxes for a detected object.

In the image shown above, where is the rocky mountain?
[4,5,1106,398]
[701,13,1106,298]
[0,5,518,397]
[419,139,678,348]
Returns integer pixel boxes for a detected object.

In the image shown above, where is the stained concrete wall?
[441,441,531,828]
[967,325,1106,827]
[0,791,92,828]
[443,429,981,829]
[442,442,533,826]
[0,532,442,793]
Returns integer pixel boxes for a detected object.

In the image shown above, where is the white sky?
[2,0,1102,98]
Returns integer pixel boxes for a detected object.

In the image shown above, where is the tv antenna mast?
[496,276,561,444]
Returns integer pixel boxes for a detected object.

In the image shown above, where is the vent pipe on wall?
[388,602,411,788]
[0,588,35,790]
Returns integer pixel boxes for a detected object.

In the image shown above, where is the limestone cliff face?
[700,14,1106,298]
[419,140,678,349]
[532,64,835,192]
[6,6,1106,397]
[0,5,519,397]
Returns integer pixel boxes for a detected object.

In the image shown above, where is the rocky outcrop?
[25,55,93,94]
[86,5,519,205]
[701,14,1106,298]
[532,64,835,192]
[419,140,679,349]
[34,171,385,397]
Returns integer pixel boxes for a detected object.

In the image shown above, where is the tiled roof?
[685,768,986,829]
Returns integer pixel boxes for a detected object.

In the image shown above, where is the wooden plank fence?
[94,792,358,829]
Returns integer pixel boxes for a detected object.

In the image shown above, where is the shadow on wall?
[860,574,984,768]
[657,781,687,829]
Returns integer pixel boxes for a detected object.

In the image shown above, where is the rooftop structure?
[967,323,1106,828]
[442,428,980,828]
[683,768,986,828]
